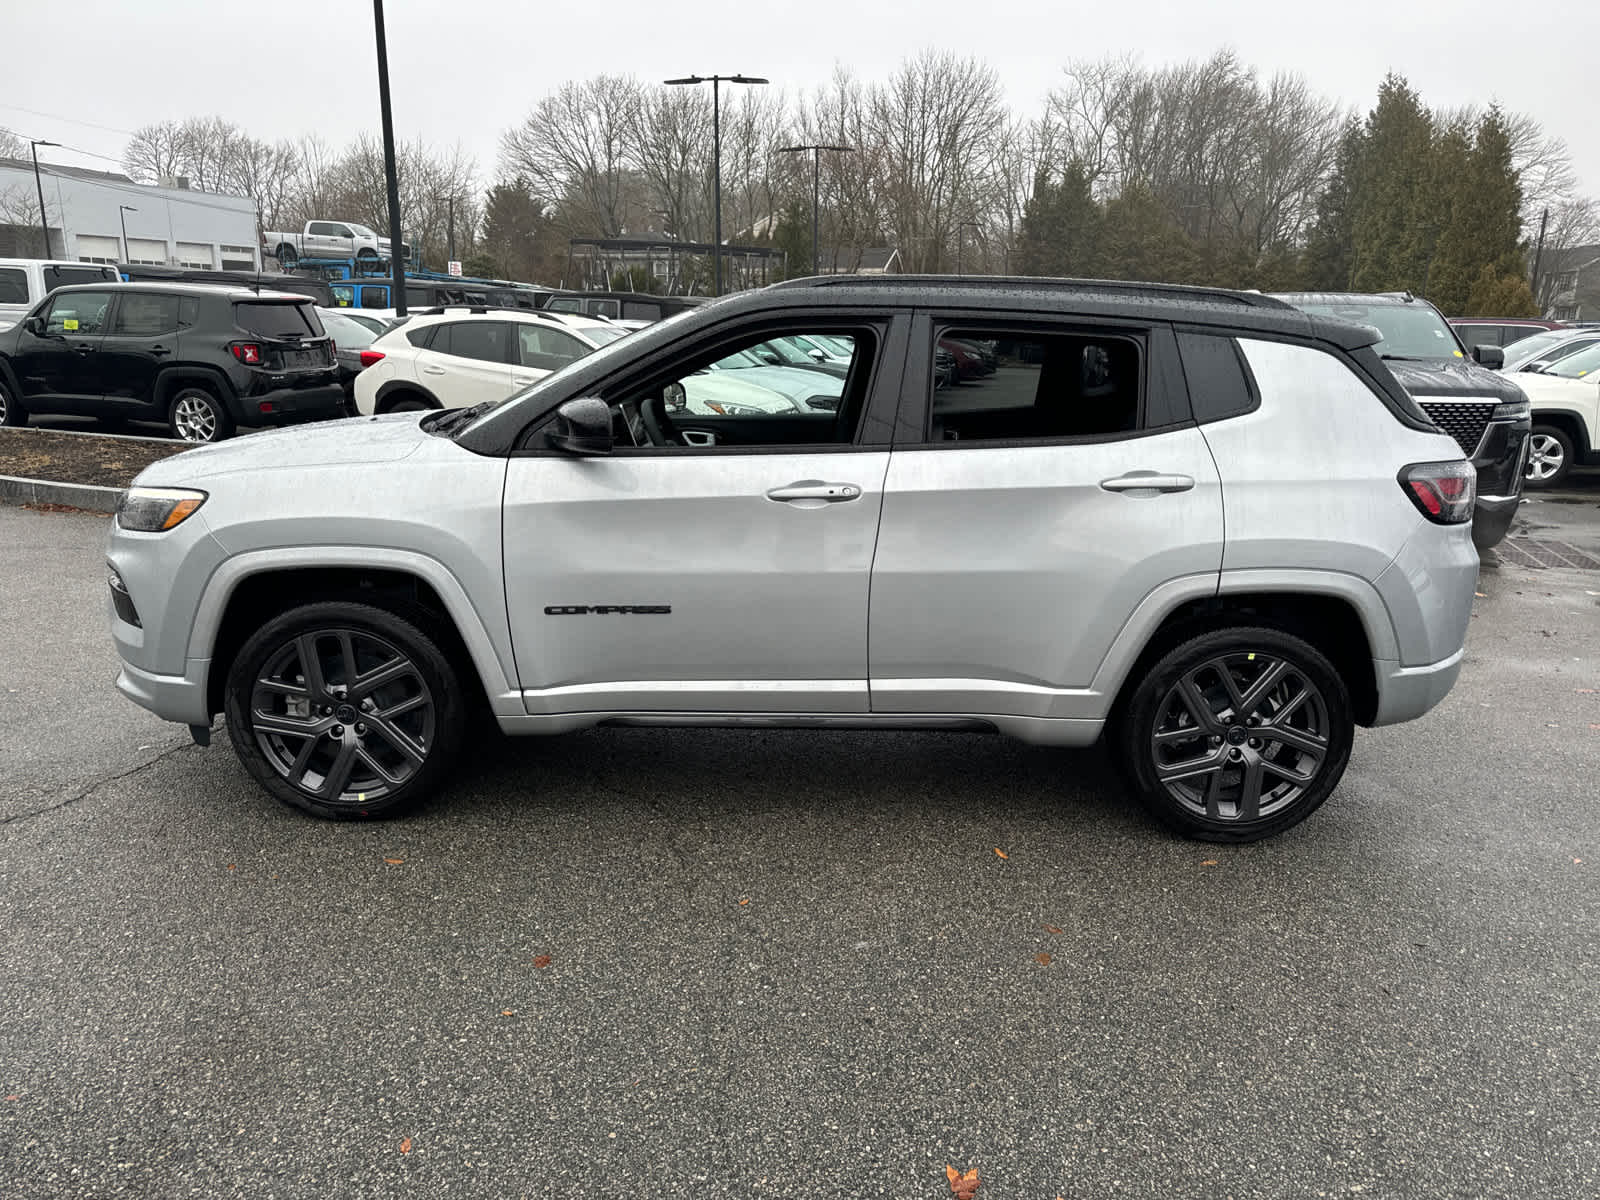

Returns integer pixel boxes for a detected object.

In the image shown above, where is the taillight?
[1399,461,1476,524]
[359,349,385,368]
[229,342,262,365]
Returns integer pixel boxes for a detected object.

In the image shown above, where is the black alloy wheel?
[224,602,465,819]
[1117,627,1354,842]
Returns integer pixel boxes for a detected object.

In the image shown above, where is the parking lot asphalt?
[1,488,1597,1200]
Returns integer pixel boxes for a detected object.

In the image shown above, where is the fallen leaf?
[384,858,404,865]
[739,898,750,906]
[1034,952,1053,966]
[1576,858,1585,865]
[4,1095,18,1101]
[993,848,1008,860]
[1200,860,1218,867]
[501,1009,515,1016]
[1043,924,1063,935]
[399,1136,411,1155]
[1474,592,1486,598]
[226,864,235,871]
[1575,688,1596,694]
[533,955,552,969]
[945,1163,980,1199]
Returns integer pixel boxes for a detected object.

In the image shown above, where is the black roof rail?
[413,304,571,319]
[768,273,1296,310]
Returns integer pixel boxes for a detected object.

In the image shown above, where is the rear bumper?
[237,382,347,424]
[1371,648,1464,725]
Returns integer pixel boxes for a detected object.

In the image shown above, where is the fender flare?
[373,378,441,412]
[186,545,522,717]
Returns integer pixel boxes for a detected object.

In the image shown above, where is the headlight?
[116,487,208,532]
[1491,398,1529,418]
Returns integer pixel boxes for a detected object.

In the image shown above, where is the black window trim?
[509,313,906,458]
[895,310,1183,450]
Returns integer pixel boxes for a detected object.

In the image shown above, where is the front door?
[11,290,115,411]
[501,316,905,715]
[868,315,1224,720]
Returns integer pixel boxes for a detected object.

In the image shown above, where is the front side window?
[581,327,870,451]
[330,285,355,307]
[308,222,338,236]
[439,321,509,363]
[1545,342,1600,379]
[44,291,113,335]
[111,293,181,336]
[928,327,1143,442]
[359,286,388,308]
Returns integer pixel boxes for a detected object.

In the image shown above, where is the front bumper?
[1470,415,1530,549]
[115,658,211,726]
[1471,493,1520,550]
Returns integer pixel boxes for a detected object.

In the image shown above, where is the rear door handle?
[421,365,447,376]
[766,481,862,503]
[1100,472,1196,494]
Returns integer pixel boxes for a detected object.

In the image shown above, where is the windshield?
[319,311,378,347]
[1296,302,1462,359]
[1545,342,1600,379]
[580,325,628,347]
[1503,329,1577,370]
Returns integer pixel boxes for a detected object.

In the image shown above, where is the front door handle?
[148,344,170,357]
[1100,471,1196,494]
[766,481,862,503]
[71,342,97,354]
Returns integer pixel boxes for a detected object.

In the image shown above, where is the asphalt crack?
[1,738,197,827]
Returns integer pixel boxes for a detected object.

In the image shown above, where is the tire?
[223,601,466,820]
[1524,424,1574,489]
[1115,626,1354,843]
[0,375,26,427]
[168,385,236,443]
[356,247,378,261]
[386,397,432,413]
[276,243,298,269]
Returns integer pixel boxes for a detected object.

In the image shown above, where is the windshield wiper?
[428,402,493,436]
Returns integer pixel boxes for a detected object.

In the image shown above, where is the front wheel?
[224,601,466,819]
[276,243,298,269]
[0,376,27,427]
[1115,627,1354,843]
[1524,425,1573,489]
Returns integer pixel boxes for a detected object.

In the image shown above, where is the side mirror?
[1471,343,1504,369]
[663,382,687,413]
[1522,359,1553,374]
[23,315,44,335]
[807,347,826,362]
[547,396,612,455]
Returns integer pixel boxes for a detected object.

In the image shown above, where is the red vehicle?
[938,337,993,381]
[1448,317,1565,350]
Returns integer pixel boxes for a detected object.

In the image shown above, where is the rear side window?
[1177,332,1258,423]
[111,293,182,336]
[405,324,437,349]
[622,301,662,321]
[928,327,1144,443]
[359,286,388,307]
[0,268,26,303]
[438,321,509,363]
[235,301,323,338]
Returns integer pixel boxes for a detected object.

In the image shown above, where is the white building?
[0,158,259,271]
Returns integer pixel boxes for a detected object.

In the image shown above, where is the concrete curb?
[0,474,124,513]
[1,423,176,445]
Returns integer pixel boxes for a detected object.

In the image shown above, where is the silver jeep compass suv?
[106,277,1478,842]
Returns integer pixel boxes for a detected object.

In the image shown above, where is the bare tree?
[122,121,186,183]
[500,76,642,238]
[627,84,713,242]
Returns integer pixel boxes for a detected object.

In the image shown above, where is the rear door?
[99,291,186,414]
[413,320,515,407]
[868,312,1223,721]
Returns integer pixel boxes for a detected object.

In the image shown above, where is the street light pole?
[30,140,58,258]
[778,144,852,276]
[372,0,407,316]
[664,73,768,296]
[118,205,137,264]
[956,221,982,276]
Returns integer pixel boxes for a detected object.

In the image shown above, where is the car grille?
[1417,400,1495,456]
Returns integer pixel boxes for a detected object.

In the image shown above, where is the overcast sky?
[6,0,1598,202]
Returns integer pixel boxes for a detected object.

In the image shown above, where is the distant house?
[1541,244,1600,321]
[820,246,902,276]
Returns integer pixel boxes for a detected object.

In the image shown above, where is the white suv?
[107,277,1478,843]
[353,308,627,414]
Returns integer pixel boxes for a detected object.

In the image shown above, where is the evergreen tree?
[1015,160,1103,277]
[479,177,556,284]
[769,199,814,280]
[1099,182,1200,283]
[1349,75,1435,294]
[1302,120,1364,290]
[1463,265,1539,318]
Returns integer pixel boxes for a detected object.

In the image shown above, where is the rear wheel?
[224,601,466,819]
[169,385,235,443]
[387,397,432,413]
[1115,627,1354,843]
[276,243,298,269]
[0,376,26,427]
[1524,425,1573,489]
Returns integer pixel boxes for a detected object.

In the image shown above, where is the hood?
[132,413,428,486]
[1381,356,1524,402]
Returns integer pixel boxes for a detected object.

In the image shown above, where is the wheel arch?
[373,378,441,413]
[194,551,517,722]
[155,365,237,410]
[1530,409,1591,457]
[1098,576,1388,728]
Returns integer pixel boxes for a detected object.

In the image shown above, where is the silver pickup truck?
[264,221,405,268]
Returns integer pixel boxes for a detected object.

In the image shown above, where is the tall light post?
[663,73,768,296]
[30,139,58,258]
[372,0,407,315]
[777,143,852,277]
[118,205,137,264]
